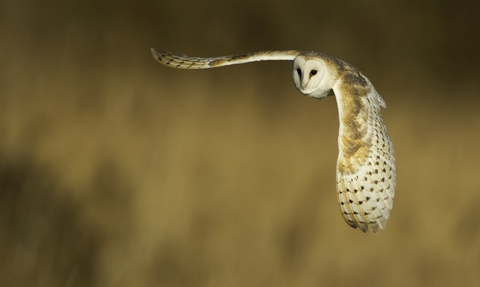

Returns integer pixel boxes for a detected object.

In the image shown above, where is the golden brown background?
[1,1,479,286]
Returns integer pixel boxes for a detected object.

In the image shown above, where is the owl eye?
[296,68,302,77]
[310,70,317,76]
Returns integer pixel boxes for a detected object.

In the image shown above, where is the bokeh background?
[1,1,479,286]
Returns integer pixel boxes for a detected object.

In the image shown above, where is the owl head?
[292,56,334,99]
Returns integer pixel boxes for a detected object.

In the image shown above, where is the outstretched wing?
[151,48,301,69]
[333,69,396,234]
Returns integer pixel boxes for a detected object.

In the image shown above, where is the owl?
[151,48,396,234]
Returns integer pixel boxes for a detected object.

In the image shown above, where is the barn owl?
[151,48,396,234]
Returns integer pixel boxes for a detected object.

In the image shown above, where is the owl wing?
[151,48,301,69]
[333,71,396,234]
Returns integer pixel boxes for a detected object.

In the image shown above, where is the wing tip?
[358,222,386,234]
[151,48,161,62]
[344,215,389,234]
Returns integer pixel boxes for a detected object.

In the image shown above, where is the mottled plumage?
[151,48,396,233]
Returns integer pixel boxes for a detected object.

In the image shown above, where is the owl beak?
[302,78,309,89]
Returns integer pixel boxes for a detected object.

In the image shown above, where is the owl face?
[292,56,332,99]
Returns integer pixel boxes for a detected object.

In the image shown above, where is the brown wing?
[333,72,396,233]
[151,48,301,69]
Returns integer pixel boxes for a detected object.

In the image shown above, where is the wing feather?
[333,73,396,234]
[151,48,301,69]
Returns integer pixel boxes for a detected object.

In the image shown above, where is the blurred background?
[1,0,479,286]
